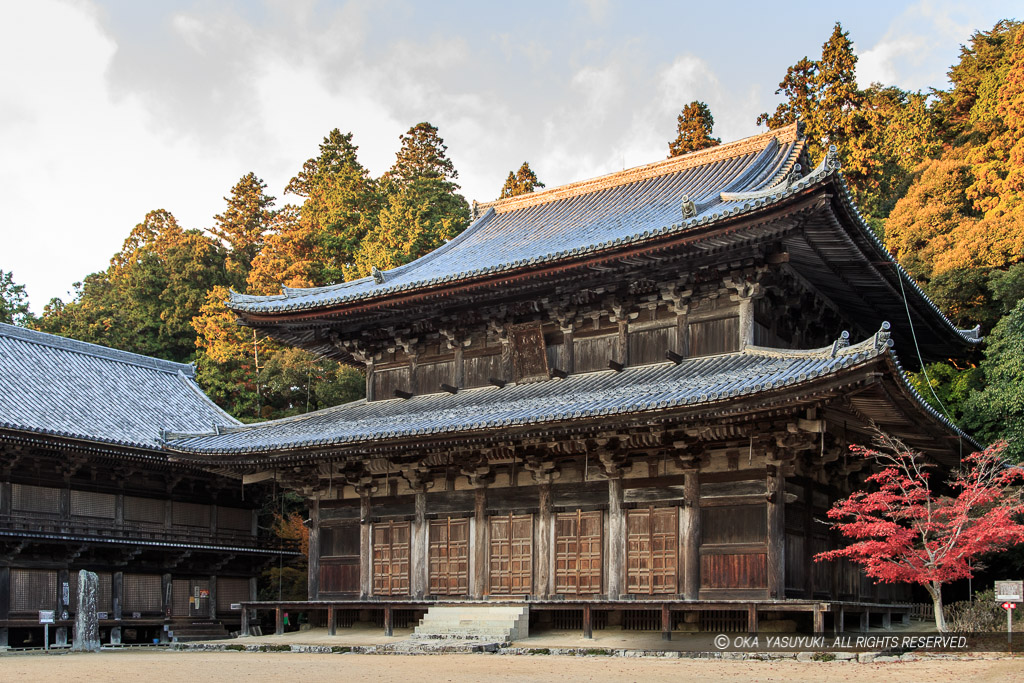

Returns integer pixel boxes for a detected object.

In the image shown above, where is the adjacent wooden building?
[0,324,294,647]
[165,125,980,635]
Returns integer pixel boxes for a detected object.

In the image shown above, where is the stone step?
[413,605,528,643]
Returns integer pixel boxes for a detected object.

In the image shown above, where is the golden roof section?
[480,123,801,215]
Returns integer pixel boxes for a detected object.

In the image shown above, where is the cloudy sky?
[1,0,1019,310]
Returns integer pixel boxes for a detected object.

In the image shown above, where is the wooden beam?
[582,604,593,639]
[813,604,824,634]
[766,466,785,599]
[412,488,427,598]
[383,605,393,637]
[747,604,758,633]
[536,483,552,599]
[308,498,320,600]
[472,487,487,599]
[275,607,284,636]
[662,603,672,641]
[359,494,371,599]
[607,476,624,599]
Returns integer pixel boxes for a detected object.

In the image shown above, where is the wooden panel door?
[554,510,602,595]
[626,506,678,595]
[428,517,469,595]
[489,514,533,595]
[319,521,361,594]
[372,521,411,596]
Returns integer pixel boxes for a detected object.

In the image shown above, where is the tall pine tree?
[499,162,545,199]
[668,101,720,157]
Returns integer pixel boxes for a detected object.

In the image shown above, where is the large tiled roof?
[0,323,238,451]
[164,325,970,460]
[228,126,803,315]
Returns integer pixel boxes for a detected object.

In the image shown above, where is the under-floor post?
[275,608,284,636]
[882,610,891,630]
[813,605,825,634]
[661,604,672,641]
[327,607,336,636]
[582,605,593,639]
[834,606,845,634]
[383,606,393,637]
[859,611,869,632]
[747,604,758,633]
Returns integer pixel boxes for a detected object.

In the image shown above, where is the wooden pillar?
[160,573,172,643]
[327,606,336,636]
[365,361,375,402]
[472,487,487,599]
[676,310,690,358]
[275,607,284,636]
[607,475,624,599]
[834,606,845,634]
[766,465,785,600]
[617,319,629,366]
[813,605,825,634]
[803,484,814,598]
[747,604,758,633]
[661,603,672,641]
[114,493,124,526]
[383,605,393,637]
[0,566,9,649]
[241,606,249,637]
[582,604,593,639]
[536,483,552,599]
[454,345,465,388]
[901,611,911,626]
[307,498,320,600]
[208,575,217,620]
[359,493,372,599]
[560,326,575,374]
[681,469,700,600]
[737,296,755,350]
[882,609,892,630]
[408,351,419,396]
[111,571,123,645]
[412,488,427,598]
[859,610,869,632]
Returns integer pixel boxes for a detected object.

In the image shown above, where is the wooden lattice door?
[626,506,679,594]
[372,520,411,596]
[554,510,602,595]
[428,517,469,595]
[488,513,533,595]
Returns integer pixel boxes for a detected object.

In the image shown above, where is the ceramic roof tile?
[0,323,239,450]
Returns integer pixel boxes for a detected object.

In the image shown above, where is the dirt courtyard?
[0,650,1021,683]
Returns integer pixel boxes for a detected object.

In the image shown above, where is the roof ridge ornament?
[830,330,851,358]
[371,266,386,285]
[873,321,893,351]
[824,144,841,172]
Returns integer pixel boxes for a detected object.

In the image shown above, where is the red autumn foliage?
[816,434,1024,631]
[272,511,310,558]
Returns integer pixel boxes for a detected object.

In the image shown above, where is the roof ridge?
[0,322,194,377]
[478,124,800,214]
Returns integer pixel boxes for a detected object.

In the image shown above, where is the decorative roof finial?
[825,144,841,172]
[371,266,386,285]
[681,195,697,219]
[471,200,480,221]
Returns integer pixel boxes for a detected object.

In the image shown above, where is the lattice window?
[428,517,469,595]
[70,490,115,519]
[124,496,165,525]
[372,521,411,596]
[11,484,60,514]
[11,569,57,612]
[123,574,162,612]
[554,510,602,595]
[217,507,254,533]
[216,578,251,611]
[488,513,532,595]
[172,501,211,528]
[626,506,678,595]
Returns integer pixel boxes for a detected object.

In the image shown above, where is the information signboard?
[995,580,1023,601]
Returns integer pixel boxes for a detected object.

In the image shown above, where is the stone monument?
[71,569,100,652]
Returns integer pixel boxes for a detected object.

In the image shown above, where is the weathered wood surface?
[554,510,602,595]
[488,513,533,595]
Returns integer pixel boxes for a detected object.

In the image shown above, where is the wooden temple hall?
[0,324,296,648]
[165,124,980,639]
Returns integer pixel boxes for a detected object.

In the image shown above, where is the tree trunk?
[926,581,947,632]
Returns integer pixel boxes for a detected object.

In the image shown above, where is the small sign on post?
[995,580,1022,644]
[39,610,55,651]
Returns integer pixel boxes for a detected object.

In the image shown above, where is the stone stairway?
[412,605,529,643]
[371,605,529,653]
[167,620,230,642]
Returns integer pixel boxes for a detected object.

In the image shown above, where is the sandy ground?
[1,649,1022,683]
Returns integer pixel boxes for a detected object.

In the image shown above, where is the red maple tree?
[816,433,1024,631]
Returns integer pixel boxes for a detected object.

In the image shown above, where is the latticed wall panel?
[70,490,115,519]
[11,484,60,515]
[216,577,251,611]
[172,501,211,528]
[217,506,254,533]
[124,496,165,525]
[69,571,113,612]
[11,569,57,612]
[123,574,162,612]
